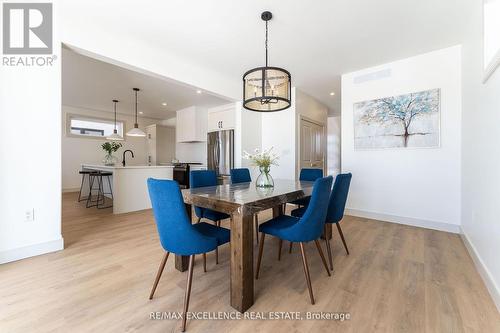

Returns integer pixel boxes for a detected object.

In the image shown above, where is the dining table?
[178,179,332,312]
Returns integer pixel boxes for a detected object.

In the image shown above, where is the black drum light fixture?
[243,11,291,112]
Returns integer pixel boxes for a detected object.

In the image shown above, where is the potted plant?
[101,141,122,166]
[243,147,279,188]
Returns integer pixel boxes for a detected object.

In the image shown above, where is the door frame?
[296,115,326,179]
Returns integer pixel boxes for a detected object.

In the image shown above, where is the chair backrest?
[189,170,218,218]
[299,168,323,181]
[327,173,352,223]
[286,176,333,242]
[190,170,217,188]
[230,168,251,184]
[147,178,216,255]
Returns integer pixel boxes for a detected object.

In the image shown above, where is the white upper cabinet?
[208,103,236,132]
[176,106,207,142]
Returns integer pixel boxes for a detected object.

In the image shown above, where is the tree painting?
[353,89,440,149]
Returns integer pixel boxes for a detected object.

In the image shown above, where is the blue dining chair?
[230,168,251,184]
[256,176,333,305]
[285,168,324,212]
[147,178,230,332]
[190,170,231,264]
[230,168,261,244]
[291,173,352,270]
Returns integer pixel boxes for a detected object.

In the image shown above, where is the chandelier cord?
[113,101,117,131]
[265,20,268,67]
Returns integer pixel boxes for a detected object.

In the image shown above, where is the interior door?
[312,123,324,170]
[300,119,325,173]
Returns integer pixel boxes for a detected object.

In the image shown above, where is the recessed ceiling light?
[329,92,335,96]
[196,90,202,94]
[162,102,167,106]
[139,111,144,115]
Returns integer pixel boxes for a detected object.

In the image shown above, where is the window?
[67,114,124,139]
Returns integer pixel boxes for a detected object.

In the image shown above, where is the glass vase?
[256,166,274,188]
[103,153,117,166]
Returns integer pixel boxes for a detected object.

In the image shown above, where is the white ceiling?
[61,0,472,116]
[62,48,233,119]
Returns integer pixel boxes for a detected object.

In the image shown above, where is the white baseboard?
[62,188,79,193]
[460,229,500,313]
[0,238,64,264]
[345,208,461,234]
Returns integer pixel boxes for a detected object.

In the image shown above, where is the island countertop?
[82,164,174,170]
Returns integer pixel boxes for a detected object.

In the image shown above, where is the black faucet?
[122,150,134,167]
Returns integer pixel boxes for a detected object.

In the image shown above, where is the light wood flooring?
[1,192,499,332]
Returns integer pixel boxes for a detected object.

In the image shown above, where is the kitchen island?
[81,164,174,214]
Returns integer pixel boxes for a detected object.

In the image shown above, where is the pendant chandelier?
[126,88,146,137]
[243,11,291,112]
[106,99,124,141]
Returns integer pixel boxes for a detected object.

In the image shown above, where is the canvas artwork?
[353,89,440,149]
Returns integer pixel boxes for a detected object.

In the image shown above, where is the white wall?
[295,89,329,124]
[327,116,341,176]
[62,105,162,190]
[461,2,500,310]
[0,4,63,263]
[341,46,462,233]
[175,142,207,164]
[261,88,297,180]
[237,102,262,180]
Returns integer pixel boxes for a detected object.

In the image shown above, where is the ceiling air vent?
[353,68,391,84]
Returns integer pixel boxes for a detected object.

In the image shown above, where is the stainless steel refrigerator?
[207,130,234,184]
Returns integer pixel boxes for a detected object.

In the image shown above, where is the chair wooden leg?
[289,242,293,253]
[278,239,283,260]
[255,233,266,279]
[149,252,169,300]
[324,225,333,270]
[324,238,333,271]
[336,223,349,255]
[181,255,195,332]
[203,253,207,273]
[255,215,259,244]
[299,242,315,305]
[314,240,331,276]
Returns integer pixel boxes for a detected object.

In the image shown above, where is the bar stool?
[77,170,98,202]
[86,171,114,209]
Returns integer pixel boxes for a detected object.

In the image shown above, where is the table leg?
[272,205,283,218]
[230,206,254,312]
[175,203,193,272]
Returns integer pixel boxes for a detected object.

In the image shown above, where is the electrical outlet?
[25,209,34,222]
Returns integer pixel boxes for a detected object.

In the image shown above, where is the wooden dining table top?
[178,178,317,313]
[181,179,315,214]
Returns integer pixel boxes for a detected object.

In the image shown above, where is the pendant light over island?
[106,99,124,141]
[126,88,146,137]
